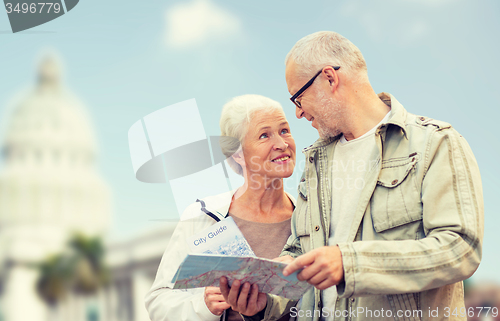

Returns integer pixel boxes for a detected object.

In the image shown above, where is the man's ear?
[323,66,339,93]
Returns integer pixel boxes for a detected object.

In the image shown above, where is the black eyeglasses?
[290,65,340,108]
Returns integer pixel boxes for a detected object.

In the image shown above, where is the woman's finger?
[236,282,251,311]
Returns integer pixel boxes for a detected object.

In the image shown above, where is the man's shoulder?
[401,112,459,142]
[399,112,468,163]
[406,112,453,131]
[384,93,455,136]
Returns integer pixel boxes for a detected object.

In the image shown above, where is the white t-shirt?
[321,111,391,320]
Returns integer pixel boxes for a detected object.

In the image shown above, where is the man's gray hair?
[285,31,367,79]
[219,94,283,176]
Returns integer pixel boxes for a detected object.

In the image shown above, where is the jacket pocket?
[370,154,423,234]
[387,293,422,321]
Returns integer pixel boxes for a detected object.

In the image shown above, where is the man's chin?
[317,125,339,140]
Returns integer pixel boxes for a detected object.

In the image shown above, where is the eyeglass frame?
[289,65,340,108]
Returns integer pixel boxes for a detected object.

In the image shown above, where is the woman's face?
[239,108,296,180]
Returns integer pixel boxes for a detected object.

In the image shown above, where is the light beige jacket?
[250,93,483,321]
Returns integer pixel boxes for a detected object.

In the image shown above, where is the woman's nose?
[273,136,288,150]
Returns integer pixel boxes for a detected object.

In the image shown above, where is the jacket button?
[419,116,425,121]
[350,298,355,302]
[314,225,320,231]
[309,156,314,163]
[391,179,398,185]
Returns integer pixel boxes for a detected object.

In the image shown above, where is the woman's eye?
[281,128,289,134]
[259,133,268,139]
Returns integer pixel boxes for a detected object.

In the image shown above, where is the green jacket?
[252,93,483,321]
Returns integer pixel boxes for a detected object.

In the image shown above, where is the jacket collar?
[303,92,408,153]
[205,189,237,220]
[378,92,408,138]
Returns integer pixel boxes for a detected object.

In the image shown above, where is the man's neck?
[342,87,390,141]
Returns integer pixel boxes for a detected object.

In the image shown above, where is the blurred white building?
[0,56,174,321]
[51,225,174,321]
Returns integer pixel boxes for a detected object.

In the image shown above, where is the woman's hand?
[204,286,231,316]
[219,277,267,317]
[273,255,294,264]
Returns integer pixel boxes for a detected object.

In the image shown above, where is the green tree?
[69,233,109,294]
[36,254,73,306]
[36,233,109,306]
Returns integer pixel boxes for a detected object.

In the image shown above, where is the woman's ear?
[231,149,246,168]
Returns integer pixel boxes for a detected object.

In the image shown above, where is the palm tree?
[36,253,74,321]
[36,254,73,306]
[36,233,109,307]
[68,233,109,294]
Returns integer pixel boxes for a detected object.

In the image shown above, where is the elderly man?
[220,31,483,321]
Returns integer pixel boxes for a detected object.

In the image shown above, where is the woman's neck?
[231,177,293,223]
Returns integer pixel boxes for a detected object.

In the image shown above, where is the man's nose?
[296,106,304,119]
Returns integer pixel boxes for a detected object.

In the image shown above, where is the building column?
[2,264,47,321]
[132,270,152,321]
[108,282,119,321]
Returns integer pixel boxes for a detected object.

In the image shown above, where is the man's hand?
[283,246,344,290]
[273,255,294,264]
[204,286,231,316]
[219,277,267,316]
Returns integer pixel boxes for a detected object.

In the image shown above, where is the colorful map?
[172,254,312,300]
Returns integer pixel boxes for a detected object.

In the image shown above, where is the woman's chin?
[279,169,294,178]
[272,169,295,179]
[264,163,295,178]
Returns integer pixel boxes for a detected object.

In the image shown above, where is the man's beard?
[314,91,345,139]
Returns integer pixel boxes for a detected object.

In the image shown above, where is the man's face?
[285,61,344,139]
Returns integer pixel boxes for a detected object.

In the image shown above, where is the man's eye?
[281,129,289,134]
[259,133,268,139]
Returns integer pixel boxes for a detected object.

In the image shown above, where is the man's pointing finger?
[282,252,314,276]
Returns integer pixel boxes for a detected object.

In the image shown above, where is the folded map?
[172,254,312,300]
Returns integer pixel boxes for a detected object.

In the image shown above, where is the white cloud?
[340,0,432,44]
[165,0,242,49]
[340,1,383,41]
[405,0,454,7]
[407,20,429,39]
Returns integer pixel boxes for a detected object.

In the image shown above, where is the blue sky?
[1,0,499,282]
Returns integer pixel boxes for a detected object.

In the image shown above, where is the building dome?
[3,56,96,165]
[0,56,110,258]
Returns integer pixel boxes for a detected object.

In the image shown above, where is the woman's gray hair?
[219,94,283,176]
[285,31,367,79]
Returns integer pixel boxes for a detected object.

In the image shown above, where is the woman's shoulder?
[170,191,235,246]
[180,190,235,221]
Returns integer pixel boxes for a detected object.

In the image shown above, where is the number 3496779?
[5,3,61,14]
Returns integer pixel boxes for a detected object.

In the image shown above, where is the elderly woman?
[145,95,296,321]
